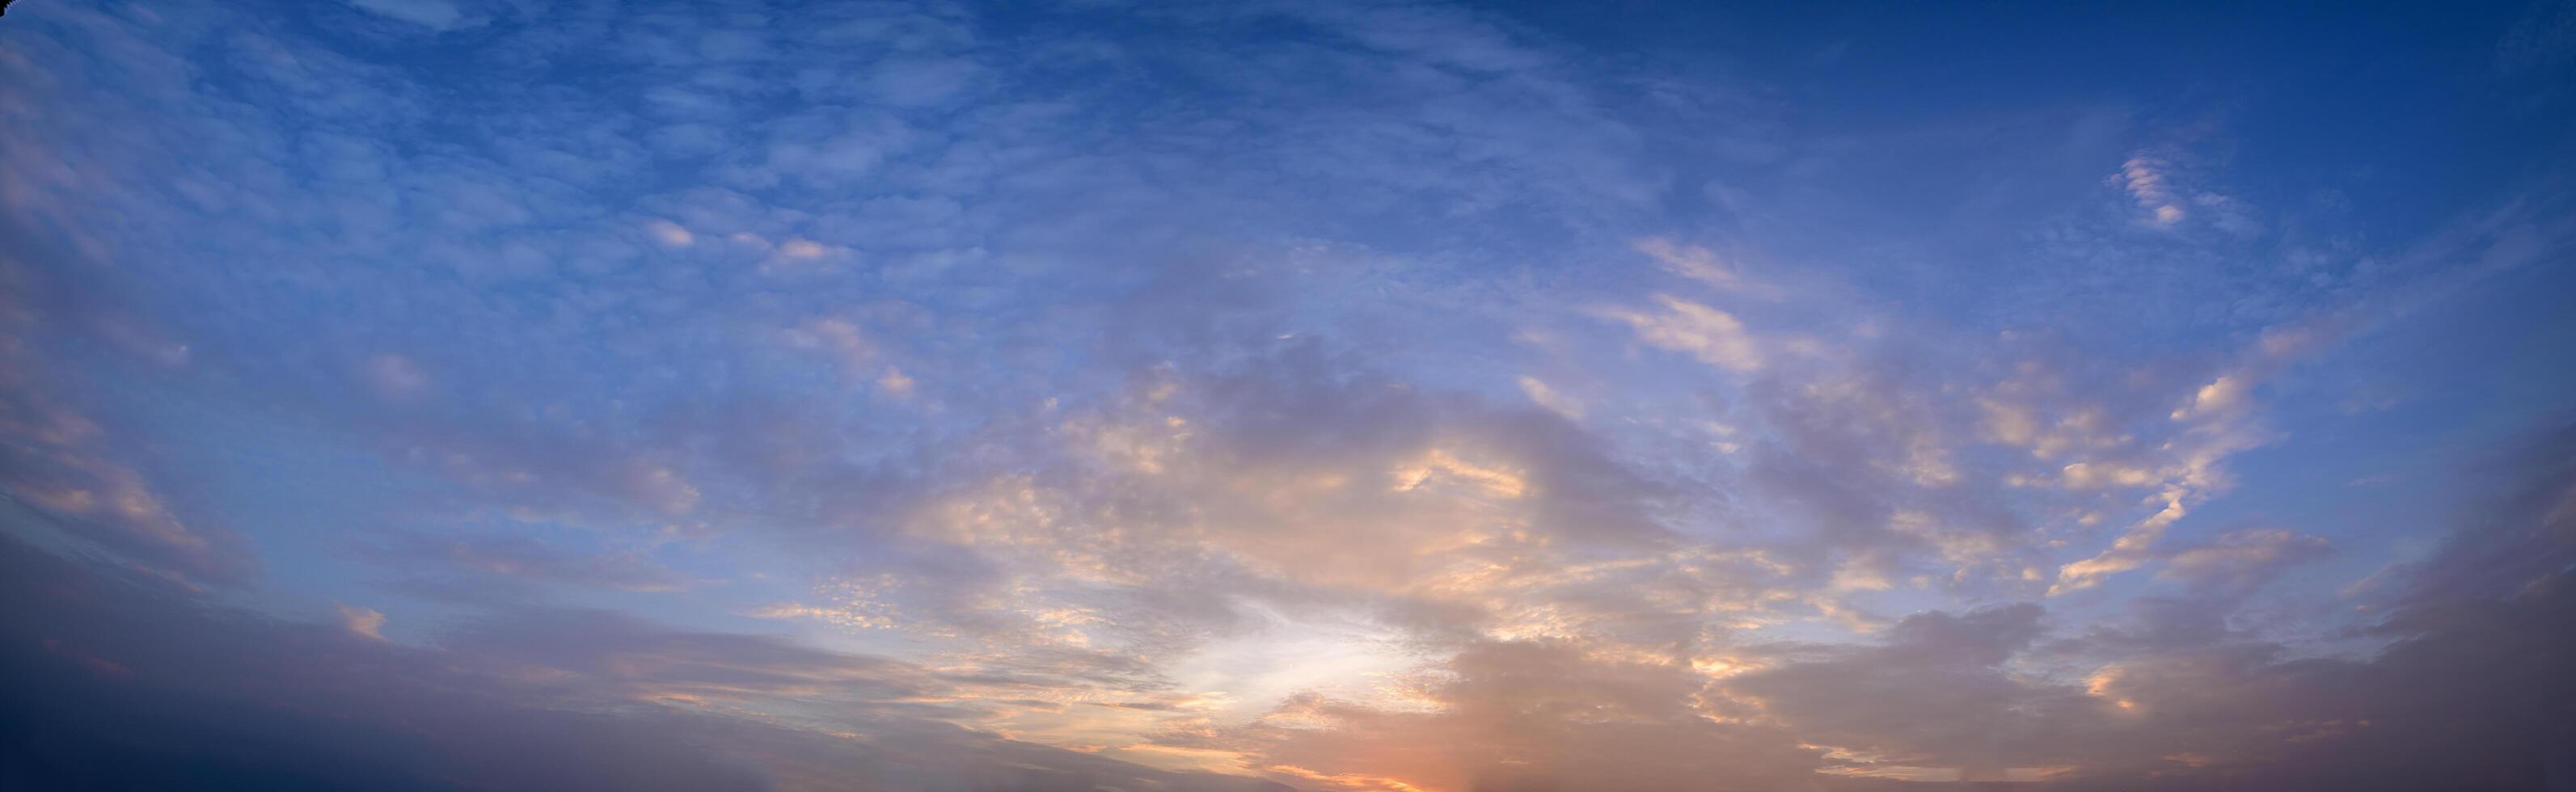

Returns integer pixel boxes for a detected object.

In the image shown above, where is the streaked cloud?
[1603,295,1766,372]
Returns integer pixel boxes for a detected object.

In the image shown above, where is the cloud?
[2047,314,2353,595]
[368,531,692,592]
[2117,154,2186,226]
[363,353,431,401]
[2157,528,2331,590]
[1739,426,2576,787]
[2,0,2571,789]
[1603,295,1765,372]
[1516,376,1583,420]
[0,255,255,585]
[342,0,479,31]
[646,219,695,247]
[1632,238,1776,298]
[1180,639,1826,791]
[0,533,1293,792]
[2497,0,2576,73]
[338,605,389,640]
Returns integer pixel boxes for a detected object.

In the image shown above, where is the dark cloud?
[1712,424,2576,789]
[0,242,257,587]
[0,531,1289,792]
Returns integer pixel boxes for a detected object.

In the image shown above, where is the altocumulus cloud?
[4,0,2576,790]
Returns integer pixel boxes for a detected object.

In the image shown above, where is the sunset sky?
[4,0,2575,790]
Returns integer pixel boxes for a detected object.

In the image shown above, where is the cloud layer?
[4,0,2575,790]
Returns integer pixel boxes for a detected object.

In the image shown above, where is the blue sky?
[3,0,2574,789]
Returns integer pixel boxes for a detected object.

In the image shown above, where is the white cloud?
[2118,154,2186,226]
[1633,237,1775,297]
[1605,294,1764,372]
[876,367,917,398]
[1518,375,1584,419]
[338,605,388,640]
[646,219,695,247]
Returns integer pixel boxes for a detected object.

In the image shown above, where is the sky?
[2,0,2575,790]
